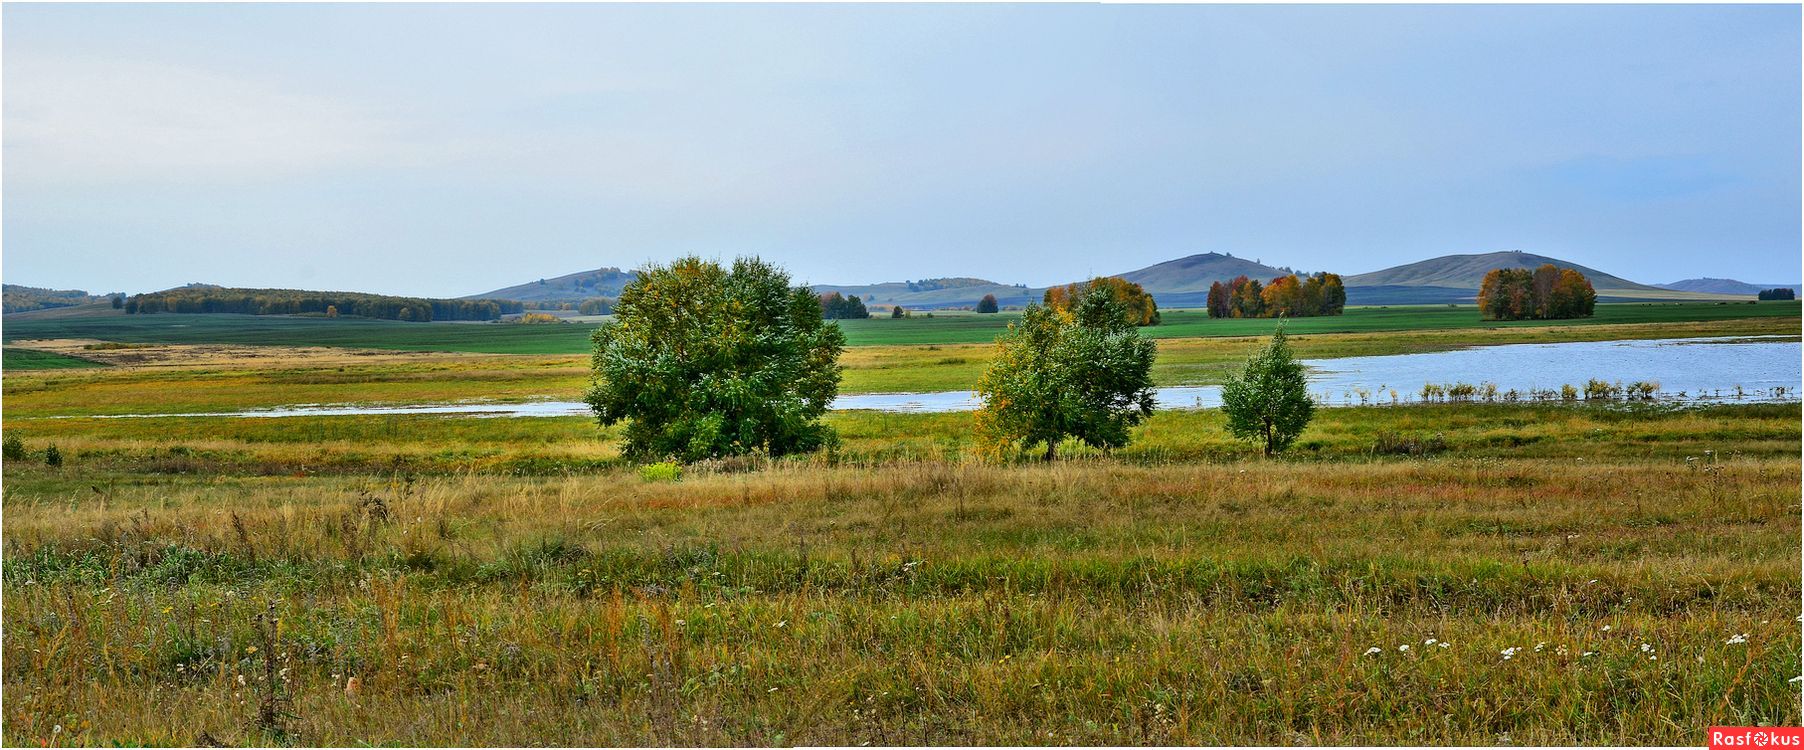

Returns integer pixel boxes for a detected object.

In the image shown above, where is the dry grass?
[4,408,1799,745]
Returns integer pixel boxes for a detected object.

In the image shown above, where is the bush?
[2,434,24,461]
[639,461,682,482]
[44,444,62,467]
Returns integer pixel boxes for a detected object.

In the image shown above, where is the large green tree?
[585,256,845,462]
[1220,327,1315,456]
[974,293,1157,460]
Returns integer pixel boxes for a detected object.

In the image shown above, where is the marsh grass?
[3,403,1799,745]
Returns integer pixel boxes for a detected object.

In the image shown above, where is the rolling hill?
[809,278,1039,310]
[1110,253,1298,306]
[465,267,636,304]
[1656,278,1802,296]
[1343,251,1735,304]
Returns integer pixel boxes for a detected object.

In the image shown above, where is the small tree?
[587,256,844,462]
[1043,277,1160,326]
[974,294,1156,460]
[976,294,999,313]
[1220,327,1315,456]
[890,305,907,319]
[43,443,63,467]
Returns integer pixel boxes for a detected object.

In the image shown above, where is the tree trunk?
[1044,440,1057,462]
[1263,418,1274,457]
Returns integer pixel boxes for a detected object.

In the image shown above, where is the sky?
[3,3,1799,297]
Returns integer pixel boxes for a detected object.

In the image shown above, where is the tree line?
[1757,288,1795,301]
[1205,273,1347,319]
[125,287,525,321]
[1475,265,1596,320]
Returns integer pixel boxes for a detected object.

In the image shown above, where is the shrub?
[1371,431,1447,456]
[44,444,62,467]
[638,461,682,482]
[2,434,24,461]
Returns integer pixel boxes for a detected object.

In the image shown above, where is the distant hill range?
[809,277,1038,310]
[467,267,637,304]
[366,249,1773,315]
[1654,277,1802,296]
[1341,251,1733,305]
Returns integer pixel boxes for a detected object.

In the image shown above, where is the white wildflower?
[1398,644,1410,652]
[1500,647,1521,660]
[1364,646,1383,656]
[1726,633,1748,645]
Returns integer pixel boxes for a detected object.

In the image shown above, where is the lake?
[70,335,1803,418]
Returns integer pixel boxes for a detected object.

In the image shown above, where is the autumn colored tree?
[1478,265,1593,320]
[1231,277,1265,318]
[975,292,1156,461]
[1206,281,1232,318]
[587,256,845,461]
[1259,275,1304,318]
[976,294,1000,313]
[1043,277,1161,326]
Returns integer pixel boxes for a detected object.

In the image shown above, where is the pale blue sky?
[4,3,1799,296]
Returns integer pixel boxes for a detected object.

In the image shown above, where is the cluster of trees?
[1475,265,1596,320]
[976,294,999,313]
[1043,277,1160,326]
[590,261,1317,466]
[819,292,871,319]
[124,287,523,321]
[578,298,615,315]
[1206,273,1346,319]
[587,257,845,462]
[1758,288,1795,301]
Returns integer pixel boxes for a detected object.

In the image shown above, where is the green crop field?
[3,300,1797,353]
[1,348,105,370]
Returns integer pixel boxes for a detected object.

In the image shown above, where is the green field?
[1,348,105,370]
[4,300,1797,354]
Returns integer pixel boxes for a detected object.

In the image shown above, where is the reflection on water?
[64,335,1804,418]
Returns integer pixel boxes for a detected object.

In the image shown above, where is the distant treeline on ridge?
[125,287,525,322]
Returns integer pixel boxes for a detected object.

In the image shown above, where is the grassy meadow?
[2,301,1800,745]
[3,402,1800,745]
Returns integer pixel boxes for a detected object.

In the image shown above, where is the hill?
[1344,251,1735,304]
[1114,253,1296,295]
[1656,278,1802,296]
[809,277,1039,310]
[465,267,636,304]
[3,284,114,314]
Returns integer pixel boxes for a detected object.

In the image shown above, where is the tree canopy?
[1207,273,1345,319]
[1220,327,1315,456]
[819,292,870,319]
[1476,265,1595,320]
[1044,277,1161,326]
[974,293,1157,460]
[586,256,845,462]
[976,294,1000,313]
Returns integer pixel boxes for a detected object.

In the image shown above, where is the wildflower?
[1363,646,1382,656]
[767,687,779,693]
[1556,645,1569,656]
[1726,633,1748,645]
[1423,638,1438,646]
[1398,644,1410,652]
[1439,642,1450,649]
[675,619,686,626]
[1582,651,1598,657]
[246,645,258,654]
[775,620,787,629]
[1602,625,1612,632]
[1789,676,1802,684]
[1639,643,1654,653]
[1500,647,1521,661]
[1534,642,1546,653]
[345,676,362,695]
